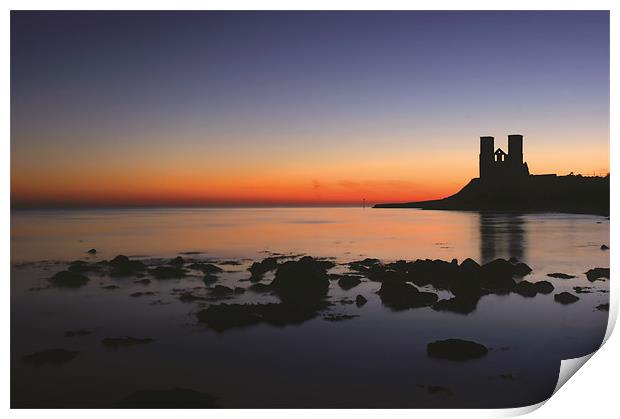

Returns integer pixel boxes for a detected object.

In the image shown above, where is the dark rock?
[355,294,368,307]
[348,258,381,273]
[87,248,97,254]
[134,278,151,285]
[248,283,272,293]
[23,349,79,366]
[479,259,517,291]
[338,275,362,290]
[49,271,89,288]
[101,336,155,348]
[101,284,120,290]
[234,287,245,294]
[271,257,330,304]
[196,302,325,332]
[378,281,438,310]
[573,286,593,294]
[248,257,278,277]
[427,339,488,361]
[68,260,101,273]
[187,263,223,274]
[178,292,208,302]
[116,388,219,408]
[596,303,609,311]
[513,280,538,298]
[585,267,610,282]
[432,295,480,315]
[203,274,218,285]
[169,256,185,266]
[150,266,187,279]
[533,280,554,294]
[109,255,146,277]
[513,262,532,276]
[209,285,234,296]
[601,244,609,250]
[547,272,576,279]
[64,330,93,337]
[219,260,242,266]
[554,292,580,305]
[508,257,518,264]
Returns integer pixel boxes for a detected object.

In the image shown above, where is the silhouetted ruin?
[375,134,609,215]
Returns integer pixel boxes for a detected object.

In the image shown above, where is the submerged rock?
[49,271,89,288]
[596,303,609,311]
[101,336,155,348]
[271,256,330,304]
[101,284,120,290]
[23,349,79,366]
[427,339,488,361]
[130,291,156,298]
[323,314,359,322]
[355,294,368,307]
[150,266,187,279]
[196,302,325,332]
[116,388,219,408]
[187,263,223,274]
[554,292,580,305]
[378,281,438,310]
[573,286,593,294]
[585,268,610,282]
[547,273,576,279]
[87,248,97,254]
[134,278,151,285]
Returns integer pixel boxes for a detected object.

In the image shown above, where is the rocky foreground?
[18,251,609,407]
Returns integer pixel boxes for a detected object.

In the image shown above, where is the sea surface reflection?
[11,207,609,408]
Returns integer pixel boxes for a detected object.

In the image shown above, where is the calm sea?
[11,207,610,407]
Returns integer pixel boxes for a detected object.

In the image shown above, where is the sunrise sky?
[11,11,609,208]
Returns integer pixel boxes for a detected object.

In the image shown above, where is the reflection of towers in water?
[479,213,526,264]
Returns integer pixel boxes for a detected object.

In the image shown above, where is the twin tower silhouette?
[479,134,530,182]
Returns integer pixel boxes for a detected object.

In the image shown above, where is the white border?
[4,2,616,418]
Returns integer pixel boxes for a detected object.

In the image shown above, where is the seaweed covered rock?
[270,256,330,303]
[427,339,488,361]
[116,388,219,408]
[378,281,438,310]
[49,271,89,288]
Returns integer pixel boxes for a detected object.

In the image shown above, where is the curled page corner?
[553,353,595,395]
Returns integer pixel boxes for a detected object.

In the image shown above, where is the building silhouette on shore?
[479,134,530,181]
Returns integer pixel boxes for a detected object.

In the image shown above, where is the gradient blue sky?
[11,11,609,207]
